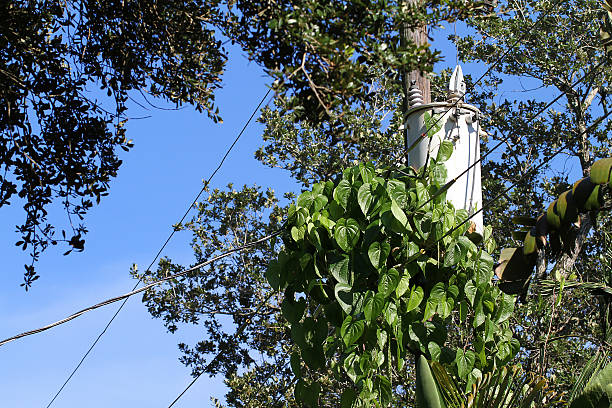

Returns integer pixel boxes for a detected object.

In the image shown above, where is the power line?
[166,290,276,408]
[166,2,583,403]
[0,231,282,348]
[163,110,612,408]
[43,86,274,408]
[40,0,582,403]
[163,84,611,408]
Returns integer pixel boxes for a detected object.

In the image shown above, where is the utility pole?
[400,0,431,167]
[400,0,431,110]
[401,7,485,237]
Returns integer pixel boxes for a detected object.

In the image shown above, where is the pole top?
[447,65,466,103]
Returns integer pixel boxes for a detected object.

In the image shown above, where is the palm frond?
[568,350,609,403]
[431,364,560,408]
[569,361,612,408]
[536,280,612,298]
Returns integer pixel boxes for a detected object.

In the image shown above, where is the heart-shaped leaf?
[333,179,352,210]
[455,349,476,379]
[384,301,398,326]
[368,241,390,270]
[444,241,461,267]
[395,272,411,298]
[335,283,354,314]
[358,183,375,216]
[343,352,360,382]
[406,286,424,312]
[360,162,375,183]
[334,218,361,252]
[329,253,351,284]
[464,280,477,306]
[341,316,365,347]
[378,267,400,298]
[364,292,386,322]
[436,140,454,162]
[282,297,306,323]
[386,180,408,208]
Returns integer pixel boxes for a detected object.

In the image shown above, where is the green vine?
[265,142,517,407]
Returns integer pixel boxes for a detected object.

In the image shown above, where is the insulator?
[408,81,424,107]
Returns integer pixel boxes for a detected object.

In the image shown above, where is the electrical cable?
[163,111,612,408]
[166,4,598,401]
[43,85,274,408]
[162,91,611,408]
[40,0,584,403]
[0,231,282,348]
[166,290,276,408]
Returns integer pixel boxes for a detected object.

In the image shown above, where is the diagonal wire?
[166,290,276,408]
[163,109,612,408]
[406,109,612,267]
[162,113,612,408]
[43,1,585,403]
[44,86,274,408]
[165,2,591,403]
[0,231,281,347]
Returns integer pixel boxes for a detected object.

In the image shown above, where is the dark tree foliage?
[2,0,480,288]
[1,0,226,287]
[136,185,287,376]
[226,0,476,133]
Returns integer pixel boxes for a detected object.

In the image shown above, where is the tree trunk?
[552,213,593,278]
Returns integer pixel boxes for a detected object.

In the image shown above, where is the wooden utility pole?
[400,0,431,164]
[400,0,431,109]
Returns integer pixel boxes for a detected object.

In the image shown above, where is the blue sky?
[0,46,293,407]
[0,22,572,407]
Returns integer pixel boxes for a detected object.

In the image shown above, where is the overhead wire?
[38,0,593,404]
[162,0,582,404]
[168,3,606,402]
[43,84,274,408]
[405,109,612,266]
[0,231,282,348]
[162,113,612,408]
[166,290,277,408]
[25,72,608,407]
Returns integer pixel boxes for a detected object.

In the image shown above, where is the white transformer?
[404,65,484,236]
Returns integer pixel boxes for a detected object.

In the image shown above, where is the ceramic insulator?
[408,83,424,107]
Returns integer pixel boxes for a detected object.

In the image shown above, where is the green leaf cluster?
[266,159,516,407]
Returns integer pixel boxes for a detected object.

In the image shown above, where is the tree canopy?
[2,0,475,287]
[6,0,612,405]
[135,0,612,405]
